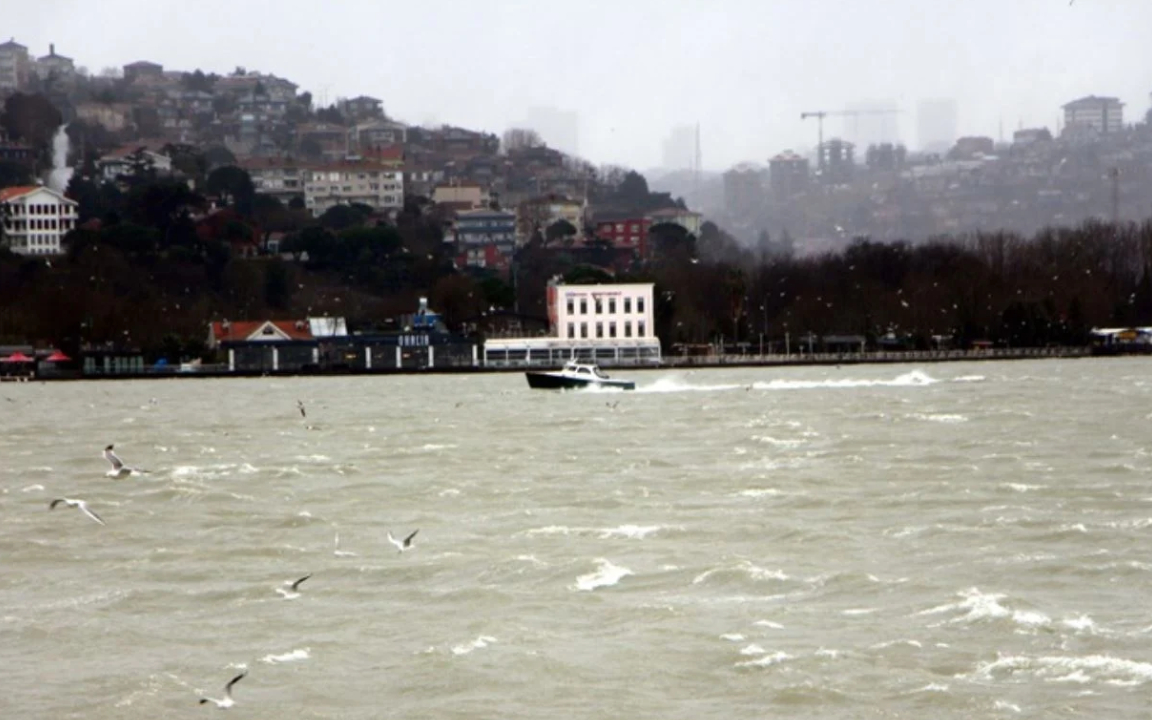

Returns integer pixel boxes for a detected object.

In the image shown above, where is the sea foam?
[574,559,633,591]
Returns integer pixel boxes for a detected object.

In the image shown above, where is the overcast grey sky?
[10,0,1151,170]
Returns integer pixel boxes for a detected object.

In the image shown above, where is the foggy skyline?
[9,0,1152,171]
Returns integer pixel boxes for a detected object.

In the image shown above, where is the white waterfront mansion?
[483,279,662,367]
[0,185,79,255]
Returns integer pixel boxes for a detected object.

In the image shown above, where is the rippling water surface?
[3,358,1152,718]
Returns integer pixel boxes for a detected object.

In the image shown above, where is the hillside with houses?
[2,39,1152,367]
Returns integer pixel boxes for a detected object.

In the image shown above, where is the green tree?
[263,257,293,309]
[181,69,216,93]
[203,145,236,170]
[205,165,256,216]
[0,160,32,188]
[299,137,323,159]
[1,93,63,149]
[318,203,371,231]
[545,218,578,246]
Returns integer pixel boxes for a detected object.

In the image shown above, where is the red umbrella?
[1,351,33,363]
[44,350,71,362]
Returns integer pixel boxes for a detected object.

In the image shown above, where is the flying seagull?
[199,671,246,708]
[387,529,419,553]
[104,444,146,478]
[277,573,312,599]
[49,497,105,525]
[297,400,306,418]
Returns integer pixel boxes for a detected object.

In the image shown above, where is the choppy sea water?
[2,358,1152,718]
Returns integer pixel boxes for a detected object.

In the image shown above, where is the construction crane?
[801,109,900,173]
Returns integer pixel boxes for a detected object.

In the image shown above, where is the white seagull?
[104,444,147,478]
[297,400,306,418]
[199,670,246,708]
[276,573,312,599]
[387,529,419,553]
[49,497,105,525]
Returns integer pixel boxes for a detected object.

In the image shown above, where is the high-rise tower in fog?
[917,99,958,154]
[523,106,580,157]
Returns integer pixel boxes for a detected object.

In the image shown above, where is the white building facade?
[483,280,661,367]
[0,185,78,255]
[303,165,404,217]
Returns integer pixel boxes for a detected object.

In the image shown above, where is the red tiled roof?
[0,185,38,202]
[210,320,313,344]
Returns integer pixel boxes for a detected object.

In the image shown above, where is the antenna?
[694,122,701,193]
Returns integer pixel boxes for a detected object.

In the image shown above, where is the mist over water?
[3,358,1152,718]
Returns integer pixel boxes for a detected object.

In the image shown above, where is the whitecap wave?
[734,488,781,498]
[735,650,793,668]
[451,635,497,656]
[752,370,938,391]
[974,654,1152,686]
[261,648,310,664]
[598,525,664,540]
[906,413,969,423]
[693,561,789,585]
[573,559,632,591]
[919,588,1050,629]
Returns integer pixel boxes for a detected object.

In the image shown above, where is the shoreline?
[4,345,1139,382]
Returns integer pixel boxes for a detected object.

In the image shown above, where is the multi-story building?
[818,138,855,185]
[349,120,408,152]
[297,122,349,161]
[432,183,490,210]
[34,44,75,85]
[340,96,384,122]
[482,279,661,367]
[241,158,308,204]
[303,162,404,217]
[0,185,79,255]
[645,207,703,236]
[1062,96,1124,135]
[0,129,35,167]
[123,60,164,83]
[722,164,765,216]
[214,73,297,103]
[917,98,958,153]
[0,38,31,92]
[96,147,174,183]
[75,102,136,133]
[516,195,585,242]
[595,217,651,253]
[769,150,810,198]
[403,166,444,199]
[452,208,516,271]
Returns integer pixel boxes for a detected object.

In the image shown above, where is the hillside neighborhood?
[2,38,1152,377]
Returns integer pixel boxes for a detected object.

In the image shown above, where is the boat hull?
[525,372,635,391]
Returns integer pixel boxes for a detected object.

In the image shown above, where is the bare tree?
[502,127,543,154]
